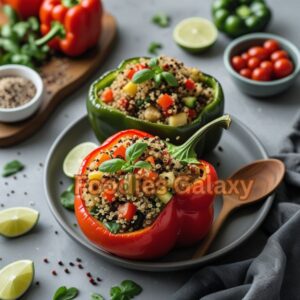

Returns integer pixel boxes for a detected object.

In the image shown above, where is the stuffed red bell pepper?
[75,115,231,260]
[35,0,102,57]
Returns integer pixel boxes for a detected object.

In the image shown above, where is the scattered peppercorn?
[86,272,92,278]
[69,262,75,267]
[58,261,64,266]
[43,258,49,264]
[78,264,84,269]
[52,270,57,276]
[218,146,223,152]
[89,278,97,286]
[76,258,82,263]
[64,268,70,274]
[97,277,102,282]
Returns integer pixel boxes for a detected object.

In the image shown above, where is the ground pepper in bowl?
[0,76,36,109]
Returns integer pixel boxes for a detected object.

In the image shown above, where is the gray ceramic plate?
[44,115,273,272]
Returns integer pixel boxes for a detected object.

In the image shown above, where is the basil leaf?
[60,184,75,211]
[148,42,162,55]
[149,57,158,67]
[154,73,162,85]
[133,161,152,170]
[53,286,67,300]
[132,69,154,84]
[99,159,126,173]
[125,143,148,163]
[104,221,120,234]
[91,294,105,300]
[63,288,79,300]
[162,72,178,87]
[152,13,170,28]
[2,160,24,177]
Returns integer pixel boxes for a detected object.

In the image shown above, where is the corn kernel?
[123,82,137,96]
[88,171,103,181]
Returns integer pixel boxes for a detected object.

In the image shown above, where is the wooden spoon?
[193,159,285,258]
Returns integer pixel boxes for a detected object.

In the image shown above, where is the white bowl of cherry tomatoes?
[224,33,300,97]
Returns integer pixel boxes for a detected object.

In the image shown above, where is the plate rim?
[44,114,273,271]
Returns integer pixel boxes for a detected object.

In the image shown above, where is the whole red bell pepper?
[36,0,102,57]
[75,115,231,260]
[2,0,43,18]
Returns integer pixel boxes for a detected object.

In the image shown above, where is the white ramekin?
[0,65,44,123]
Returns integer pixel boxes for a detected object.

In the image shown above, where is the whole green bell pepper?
[87,58,224,155]
[212,0,271,38]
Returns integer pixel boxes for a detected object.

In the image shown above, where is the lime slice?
[63,142,98,178]
[0,260,34,300]
[0,207,39,238]
[173,17,218,53]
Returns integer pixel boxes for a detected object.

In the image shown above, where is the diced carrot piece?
[145,156,155,166]
[127,69,136,79]
[102,190,115,202]
[113,145,126,158]
[157,94,174,111]
[102,89,114,103]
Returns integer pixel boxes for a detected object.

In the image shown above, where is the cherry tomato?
[185,79,195,90]
[239,68,252,79]
[260,61,273,75]
[118,202,137,221]
[271,50,289,62]
[231,56,247,71]
[241,52,250,61]
[248,46,269,60]
[263,39,280,54]
[273,58,294,78]
[252,68,271,81]
[248,57,261,70]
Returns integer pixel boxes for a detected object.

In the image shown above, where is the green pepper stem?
[35,22,66,47]
[168,115,231,163]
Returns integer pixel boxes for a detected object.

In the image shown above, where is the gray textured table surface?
[0,0,299,299]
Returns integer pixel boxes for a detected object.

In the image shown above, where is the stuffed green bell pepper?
[212,0,271,38]
[87,56,224,155]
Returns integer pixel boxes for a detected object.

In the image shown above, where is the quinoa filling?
[98,56,214,126]
[81,135,205,234]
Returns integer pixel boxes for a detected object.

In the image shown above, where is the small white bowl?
[0,65,44,123]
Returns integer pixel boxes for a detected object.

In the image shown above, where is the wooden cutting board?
[0,11,117,147]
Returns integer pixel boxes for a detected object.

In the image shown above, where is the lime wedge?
[173,17,218,53]
[63,142,98,178]
[0,260,34,300]
[0,207,39,238]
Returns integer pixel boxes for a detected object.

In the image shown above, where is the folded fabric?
[173,114,300,300]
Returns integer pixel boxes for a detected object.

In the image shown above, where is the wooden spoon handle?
[193,199,235,258]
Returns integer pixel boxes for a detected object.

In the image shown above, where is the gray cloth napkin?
[173,116,300,300]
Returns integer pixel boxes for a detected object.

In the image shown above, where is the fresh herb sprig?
[110,280,142,300]
[0,5,50,68]
[53,286,79,300]
[99,143,151,174]
[132,57,178,87]
[2,160,24,177]
[152,13,170,28]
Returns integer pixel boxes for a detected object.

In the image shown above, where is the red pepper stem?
[167,115,231,163]
[35,22,66,47]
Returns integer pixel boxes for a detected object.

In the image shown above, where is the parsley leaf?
[99,159,126,173]
[110,280,142,300]
[91,293,105,300]
[152,13,170,27]
[148,42,162,55]
[60,183,75,211]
